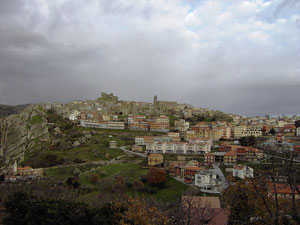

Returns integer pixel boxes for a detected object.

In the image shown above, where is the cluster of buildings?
[80,120,125,130]
[188,122,232,141]
[4,161,43,182]
[128,115,170,132]
[45,93,300,143]
[205,144,264,165]
[134,132,212,155]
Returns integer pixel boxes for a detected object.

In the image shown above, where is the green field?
[50,144,125,162]
[45,164,101,179]
[77,162,188,203]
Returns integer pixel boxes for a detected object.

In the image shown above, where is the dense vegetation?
[3,192,169,225]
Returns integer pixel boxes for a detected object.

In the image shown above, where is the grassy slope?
[78,162,188,203]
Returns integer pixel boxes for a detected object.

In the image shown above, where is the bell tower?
[153,95,157,106]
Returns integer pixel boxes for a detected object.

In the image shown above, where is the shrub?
[140,175,147,184]
[73,168,81,176]
[66,177,73,185]
[132,180,144,192]
[73,181,80,188]
[146,168,166,188]
[89,173,100,184]
[73,158,85,164]
[100,171,108,176]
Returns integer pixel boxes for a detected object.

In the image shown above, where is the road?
[119,146,147,158]
[213,164,229,190]
[44,160,108,170]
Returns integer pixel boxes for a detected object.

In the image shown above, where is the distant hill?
[0,104,29,118]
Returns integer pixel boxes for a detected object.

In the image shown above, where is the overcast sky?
[0,0,300,116]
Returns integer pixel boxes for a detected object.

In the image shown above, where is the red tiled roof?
[17,166,32,171]
[268,183,300,195]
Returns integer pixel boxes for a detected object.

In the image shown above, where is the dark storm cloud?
[0,0,300,116]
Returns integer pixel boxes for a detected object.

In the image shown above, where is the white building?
[69,114,77,121]
[194,169,223,193]
[80,120,125,130]
[297,127,300,137]
[69,110,80,121]
[174,119,190,132]
[232,165,253,179]
[146,141,211,155]
[155,115,169,124]
[127,115,146,124]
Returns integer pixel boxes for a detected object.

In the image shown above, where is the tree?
[146,168,166,188]
[132,179,144,192]
[4,191,173,225]
[89,173,100,184]
[295,120,300,128]
[223,142,300,225]
[73,168,81,177]
[3,192,94,225]
[269,128,276,135]
[115,196,169,225]
[222,180,263,224]
[72,181,80,188]
[66,177,73,185]
[239,136,257,146]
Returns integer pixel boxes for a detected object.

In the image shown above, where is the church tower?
[153,95,157,106]
[13,160,17,173]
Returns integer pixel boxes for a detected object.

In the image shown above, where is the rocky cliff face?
[0,105,49,173]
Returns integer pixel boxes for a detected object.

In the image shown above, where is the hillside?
[0,104,29,118]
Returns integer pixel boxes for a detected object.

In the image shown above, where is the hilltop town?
[1,92,300,224]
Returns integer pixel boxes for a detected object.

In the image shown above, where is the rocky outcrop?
[0,105,49,173]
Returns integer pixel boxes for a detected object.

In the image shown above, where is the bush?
[140,175,147,184]
[100,171,108,176]
[89,173,100,184]
[73,181,80,188]
[141,187,157,194]
[73,168,81,176]
[146,168,166,188]
[73,158,86,164]
[132,180,144,192]
[66,177,73,185]
[126,181,133,188]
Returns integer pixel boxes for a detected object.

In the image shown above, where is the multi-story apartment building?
[280,124,296,136]
[127,115,146,124]
[184,130,198,141]
[168,132,180,138]
[135,136,173,146]
[224,151,237,165]
[149,123,170,132]
[221,126,232,139]
[194,169,223,192]
[128,122,149,131]
[174,119,190,132]
[80,120,125,130]
[232,165,253,179]
[148,154,163,166]
[191,122,227,141]
[205,145,263,165]
[233,125,262,138]
[155,115,169,124]
[146,141,211,155]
